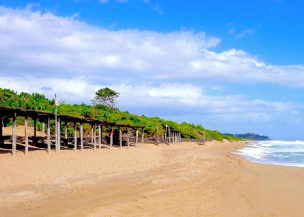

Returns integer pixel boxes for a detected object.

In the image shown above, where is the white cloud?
[1,6,304,138]
[153,4,163,15]
[229,28,254,38]
[1,6,303,88]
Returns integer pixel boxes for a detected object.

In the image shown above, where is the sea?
[236,140,304,168]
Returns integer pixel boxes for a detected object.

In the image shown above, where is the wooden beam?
[80,123,83,151]
[74,122,77,151]
[25,114,29,156]
[12,112,16,156]
[47,116,51,154]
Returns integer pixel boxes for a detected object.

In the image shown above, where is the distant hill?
[223,133,270,141]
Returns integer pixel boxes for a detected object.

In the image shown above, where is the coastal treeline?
[0,88,241,141]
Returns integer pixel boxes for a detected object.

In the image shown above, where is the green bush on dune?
[0,88,241,141]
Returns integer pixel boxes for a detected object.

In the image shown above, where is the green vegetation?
[0,88,242,141]
[224,133,270,141]
[92,87,119,109]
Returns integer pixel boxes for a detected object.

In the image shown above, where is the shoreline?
[1,140,304,216]
[236,140,304,169]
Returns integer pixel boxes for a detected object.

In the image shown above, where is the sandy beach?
[1,140,304,216]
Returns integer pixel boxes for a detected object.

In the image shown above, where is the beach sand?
[1,140,304,216]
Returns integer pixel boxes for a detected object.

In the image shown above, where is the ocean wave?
[235,140,304,168]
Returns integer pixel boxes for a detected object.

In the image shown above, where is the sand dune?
[0,141,304,216]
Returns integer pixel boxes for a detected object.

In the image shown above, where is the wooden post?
[127,127,130,148]
[42,121,45,145]
[64,121,68,147]
[0,115,3,146]
[136,128,138,147]
[55,96,58,150]
[156,122,159,145]
[42,121,45,137]
[80,123,83,151]
[95,124,97,150]
[119,127,122,149]
[172,131,174,144]
[47,116,51,153]
[142,128,144,146]
[100,125,103,144]
[93,124,96,150]
[57,118,61,152]
[33,117,37,146]
[12,112,16,156]
[110,127,113,147]
[74,122,77,151]
[99,124,101,150]
[168,127,171,145]
[25,114,29,156]
[91,125,94,144]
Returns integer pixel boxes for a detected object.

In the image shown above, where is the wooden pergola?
[165,127,181,145]
[0,106,145,156]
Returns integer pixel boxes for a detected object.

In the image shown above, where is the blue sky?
[0,0,304,139]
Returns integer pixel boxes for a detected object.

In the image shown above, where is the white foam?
[235,140,304,168]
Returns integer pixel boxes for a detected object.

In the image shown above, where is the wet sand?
[1,140,304,216]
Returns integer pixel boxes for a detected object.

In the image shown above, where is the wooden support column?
[42,121,45,144]
[127,127,130,148]
[172,131,174,144]
[142,128,144,146]
[110,127,113,147]
[64,121,68,146]
[174,132,176,143]
[74,122,77,151]
[33,117,37,146]
[12,112,16,156]
[80,123,83,151]
[25,114,29,156]
[91,125,94,144]
[168,128,171,145]
[94,124,97,150]
[57,118,61,152]
[100,125,103,144]
[136,128,138,147]
[98,125,101,150]
[47,116,51,153]
[93,124,96,150]
[119,127,122,150]
[0,115,3,146]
